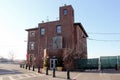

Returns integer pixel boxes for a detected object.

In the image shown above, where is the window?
[56,25,62,34]
[29,42,35,50]
[40,28,45,35]
[30,55,33,62]
[30,31,35,37]
[64,9,67,15]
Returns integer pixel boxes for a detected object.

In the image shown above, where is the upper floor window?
[64,9,67,15]
[56,25,62,34]
[40,28,45,35]
[30,55,33,62]
[29,42,35,50]
[30,31,35,37]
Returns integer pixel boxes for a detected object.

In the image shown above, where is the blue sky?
[0,0,120,60]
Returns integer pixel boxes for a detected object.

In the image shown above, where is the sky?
[0,0,120,60]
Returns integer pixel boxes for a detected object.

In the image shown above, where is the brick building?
[26,5,88,70]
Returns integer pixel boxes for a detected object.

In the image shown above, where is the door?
[50,59,57,69]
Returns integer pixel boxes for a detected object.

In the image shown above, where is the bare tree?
[8,51,15,63]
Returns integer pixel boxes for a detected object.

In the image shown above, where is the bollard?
[46,67,48,75]
[32,66,35,71]
[23,64,24,68]
[22,64,23,68]
[53,68,56,77]
[38,67,40,73]
[26,65,27,69]
[20,64,22,68]
[29,65,31,70]
[67,69,70,79]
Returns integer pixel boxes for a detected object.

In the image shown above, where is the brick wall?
[26,5,88,69]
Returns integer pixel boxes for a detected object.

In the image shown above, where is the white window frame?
[29,42,35,50]
[56,25,62,34]
[40,28,45,35]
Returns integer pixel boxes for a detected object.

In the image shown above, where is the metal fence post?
[23,64,24,68]
[20,64,22,68]
[33,65,35,71]
[29,65,31,70]
[53,68,55,77]
[26,64,27,69]
[38,66,40,73]
[67,69,70,79]
[46,67,48,75]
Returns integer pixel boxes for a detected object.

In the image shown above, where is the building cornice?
[25,28,38,31]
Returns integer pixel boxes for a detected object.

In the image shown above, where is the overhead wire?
[87,32,120,42]
[87,37,120,42]
[88,32,120,35]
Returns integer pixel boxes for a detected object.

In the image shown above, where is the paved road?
[0,63,120,80]
[0,63,48,80]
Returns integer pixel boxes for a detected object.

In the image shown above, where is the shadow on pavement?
[0,69,23,75]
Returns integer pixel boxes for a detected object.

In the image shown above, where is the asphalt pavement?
[0,63,120,80]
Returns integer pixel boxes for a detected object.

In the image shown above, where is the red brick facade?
[26,5,88,70]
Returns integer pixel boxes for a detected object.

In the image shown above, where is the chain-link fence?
[75,56,120,70]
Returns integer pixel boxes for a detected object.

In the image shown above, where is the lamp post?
[46,56,49,75]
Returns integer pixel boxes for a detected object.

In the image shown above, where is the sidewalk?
[38,69,120,80]
[22,66,120,80]
[35,69,72,80]
[29,68,78,80]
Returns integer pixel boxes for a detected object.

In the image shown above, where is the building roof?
[25,28,38,31]
[74,23,88,37]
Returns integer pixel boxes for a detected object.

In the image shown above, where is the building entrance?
[50,59,57,69]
